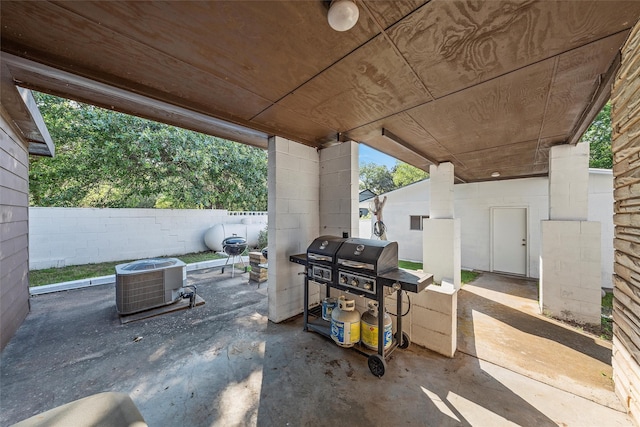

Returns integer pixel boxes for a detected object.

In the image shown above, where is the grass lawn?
[398,260,479,284]
[29,251,225,287]
[601,291,614,340]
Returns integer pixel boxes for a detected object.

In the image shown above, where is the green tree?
[30,93,267,210]
[359,163,395,194]
[581,102,612,169]
[392,161,429,187]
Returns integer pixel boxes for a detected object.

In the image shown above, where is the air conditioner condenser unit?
[115,258,186,315]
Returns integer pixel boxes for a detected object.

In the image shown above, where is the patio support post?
[267,136,320,323]
[410,162,459,357]
[318,141,364,311]
[539,142,601,324]
[319,141,359,239]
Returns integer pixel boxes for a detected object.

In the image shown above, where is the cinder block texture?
[268,137,320,322]
[429,162,455,219]
[423,219,461,288]
[319,142,359,238]
[411,285,457,357]
[540,220,601,324]
[549,142,589,221]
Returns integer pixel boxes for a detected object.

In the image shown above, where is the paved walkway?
[458,273,620,410]
[0,269,631,426]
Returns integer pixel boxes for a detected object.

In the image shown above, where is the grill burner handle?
[308,254,332,262]
[339,259,371,269]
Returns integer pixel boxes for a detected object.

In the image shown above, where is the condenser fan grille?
[116,270,165,313]
[115,257,186,315]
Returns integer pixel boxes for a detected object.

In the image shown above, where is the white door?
[492,207,527,275]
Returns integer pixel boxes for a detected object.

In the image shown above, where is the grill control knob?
[351,278,359,287]
[340,275,348,284]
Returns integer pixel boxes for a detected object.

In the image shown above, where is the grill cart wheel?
[368,354,386,377]
[399,332,411,349]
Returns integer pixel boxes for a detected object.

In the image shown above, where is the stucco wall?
[29,208,267,269]
[360,170,614,288]
[0,109,30,350]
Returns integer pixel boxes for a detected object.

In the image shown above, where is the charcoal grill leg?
[221,255,232,275]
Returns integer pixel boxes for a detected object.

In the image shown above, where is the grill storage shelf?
[289,236,432,377]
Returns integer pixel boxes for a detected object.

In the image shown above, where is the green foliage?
[397,261,480,285]
[30,93,267,210]
[257,226,268,249]
[360,160,429,195]
[461,270,479,284]
[29,251,224,286]
[398,260,423,270]
[359,162,396,194]
[393,162,429,188]
[581,102,612,169]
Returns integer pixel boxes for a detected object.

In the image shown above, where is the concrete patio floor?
[0,269,631,426]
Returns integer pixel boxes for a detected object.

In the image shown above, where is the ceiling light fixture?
[491,172,500,178]
[328,0,359,32]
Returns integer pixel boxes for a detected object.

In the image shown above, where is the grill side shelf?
[289,253,307,266]
[377,269,433,293]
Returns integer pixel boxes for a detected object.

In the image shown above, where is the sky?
[359,144,397,169]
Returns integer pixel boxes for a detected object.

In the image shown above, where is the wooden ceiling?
[2,1,639,182]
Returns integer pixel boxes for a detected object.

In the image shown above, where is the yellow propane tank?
[360,301,393,350]
[330,296,361,347]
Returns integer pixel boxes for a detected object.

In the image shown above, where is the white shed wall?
[360,170,614,288]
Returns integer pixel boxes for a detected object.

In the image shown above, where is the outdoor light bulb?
[328,0,359,32]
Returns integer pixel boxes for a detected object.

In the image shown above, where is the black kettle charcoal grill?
[221,235,248,277]
[290,236,432,377]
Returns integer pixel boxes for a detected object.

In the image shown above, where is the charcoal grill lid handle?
[308,254,332,262]
[338,259,373,269]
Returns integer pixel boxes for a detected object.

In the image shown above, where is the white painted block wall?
[549,143,589,221]
[268,136,319,323]
[28,208,267,269]
[359,171,614,288]
[319,142,359,238]
[540,220,601,324]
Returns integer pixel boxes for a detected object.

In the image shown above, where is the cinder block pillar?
[423,162,461,288]
[319,141,359,238]
[549,143,589,221]
[412,162,459,357]
[540,142,601,324]
[267,136,320,323]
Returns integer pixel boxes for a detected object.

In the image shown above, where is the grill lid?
[306,235,346,262]
[336,238,398,274]
[222,236,247,246]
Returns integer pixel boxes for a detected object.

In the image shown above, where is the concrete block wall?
[29,208,267,269]
[429,163,455,219]
[357,172,613,288]
[588,170,615,288]
[411,284,457,357]
[423,219,461,287]
[549,142,589,221]
[319,142,359,238]
[0,109,31,350]
[540,220,602,324]
[319,142,360,309]
[268,136,319,323]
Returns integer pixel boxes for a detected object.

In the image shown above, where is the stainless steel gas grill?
[290,236,433,377]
